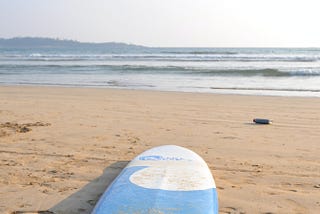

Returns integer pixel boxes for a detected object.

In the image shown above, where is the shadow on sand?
[42,161,128,214]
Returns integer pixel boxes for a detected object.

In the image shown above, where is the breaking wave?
[1,64,320,77]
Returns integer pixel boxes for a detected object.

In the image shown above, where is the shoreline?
[0,86,319,213]
[1,84,320,99]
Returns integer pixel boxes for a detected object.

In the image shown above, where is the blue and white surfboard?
[92,145,218,214]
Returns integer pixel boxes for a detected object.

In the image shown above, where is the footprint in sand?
[0,129,8,137]
[285,199,308,213]
[314,184,320,188]
[0,122,51,136]
[277,182,304,193]
[220,206,245,214]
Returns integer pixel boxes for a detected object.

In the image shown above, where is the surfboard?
[92,145,219,214]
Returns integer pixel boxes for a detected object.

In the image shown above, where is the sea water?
[1,47,320,97]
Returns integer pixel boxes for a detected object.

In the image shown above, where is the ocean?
[1,47,320,97]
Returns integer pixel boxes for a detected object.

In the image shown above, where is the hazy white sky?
[1,0,320,47]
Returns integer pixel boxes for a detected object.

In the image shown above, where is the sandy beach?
[0,86,319,214]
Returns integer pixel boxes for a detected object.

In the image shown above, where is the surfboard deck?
[92,145,218,214]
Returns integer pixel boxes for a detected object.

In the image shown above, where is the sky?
[1,0,320,47]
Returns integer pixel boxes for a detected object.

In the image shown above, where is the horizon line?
[1,36,320,49]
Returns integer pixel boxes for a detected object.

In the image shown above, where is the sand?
[0,86,319,214]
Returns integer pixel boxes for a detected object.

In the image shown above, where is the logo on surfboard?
[139,155,186,161]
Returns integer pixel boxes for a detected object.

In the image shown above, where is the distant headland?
[0,37,148,50]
